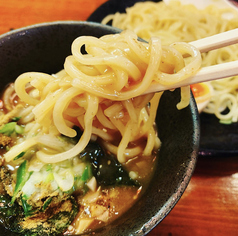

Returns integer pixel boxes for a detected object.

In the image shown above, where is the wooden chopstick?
[143,28,238,95]
[190,28,238,53]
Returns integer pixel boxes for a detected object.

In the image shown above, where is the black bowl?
[0,21,199,235]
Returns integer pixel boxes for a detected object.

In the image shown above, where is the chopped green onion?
[15,125,24,134]
[220,119,232,125]
[14,152,25,160]
[45,172,54,183]
[21,195,35,216]
[46,164,52,172]
[0,122,17,136]
[11,160,32,204]
[0,122,24,136]
[42,197,52,211]
[11,117,21,122]
[81,165,92,182]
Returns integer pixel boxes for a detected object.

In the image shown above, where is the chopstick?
[190,28,238,53]
[143,28,238,95]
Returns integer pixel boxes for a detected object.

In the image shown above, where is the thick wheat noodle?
[4,30,201,164]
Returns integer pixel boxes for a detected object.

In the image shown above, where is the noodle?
[102,0,238,123]
[2,30,201,165]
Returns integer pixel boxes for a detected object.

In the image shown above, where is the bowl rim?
[0,20,121,39]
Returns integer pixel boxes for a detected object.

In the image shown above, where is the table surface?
[1,0,238,235]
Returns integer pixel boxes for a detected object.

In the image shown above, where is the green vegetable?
[11,160,32,203]
[220,119,232,125]
[81,165,92,182]
[11,117,21,122]
[21,195,36,217]
[14,151,26,160]
[15,124,24,134]
[46,164,52,171]
[42,197,52,211]
[0,122,24,136]
[45,172,54,183]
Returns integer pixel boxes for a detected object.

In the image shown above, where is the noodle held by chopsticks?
[4,30,201,164]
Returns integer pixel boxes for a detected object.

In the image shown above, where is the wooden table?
[1,0,238,235]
